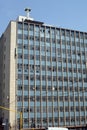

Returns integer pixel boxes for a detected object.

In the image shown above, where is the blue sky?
[0,0,87,36]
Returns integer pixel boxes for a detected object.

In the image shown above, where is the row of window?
[18,44,86,53]
[17,33,87,44]
[17,95,87,102]
[17,106,87,113]
[18,53,86,58]
[17,55,86,64]
[17,64,86,73]
[17,42,87,52]
[17,36,87,46]
[17,42,86,50]
[18,68,86,74]
[17,46,87,57]
[18,23,87,39]
[17,116,86,123]
[18,74,86,81]
[17,85,87,92]
[17,60,86,67]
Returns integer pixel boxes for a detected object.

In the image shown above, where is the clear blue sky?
[0,0,87,36]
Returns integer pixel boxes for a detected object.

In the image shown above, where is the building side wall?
[9,21,16,128]
[0,21,16,128]
[0,35,5,118]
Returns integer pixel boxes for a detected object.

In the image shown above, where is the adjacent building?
[0,10,87,130]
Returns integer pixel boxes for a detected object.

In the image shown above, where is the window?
[29,24,34,31]
[24,24,28,30]
[66,30,70,37]
[76,32,79,38]
[61,29,65,36]
[18,34,22,39]
[18,23,23,30]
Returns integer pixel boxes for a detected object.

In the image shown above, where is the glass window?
[61,29,65,36]
[76,32,79,38]
[18,22,23,30]
[24,24,28,30]
[66,30,70,37]
[29,24,34,31]
[18,30,22,34]
[35,25,39,32]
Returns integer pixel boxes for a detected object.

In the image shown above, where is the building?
[0,9,87,130]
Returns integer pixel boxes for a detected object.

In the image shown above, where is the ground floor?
[22,125,87,130]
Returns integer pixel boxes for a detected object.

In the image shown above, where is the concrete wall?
[0,21,17,129]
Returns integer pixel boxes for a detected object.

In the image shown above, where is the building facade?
[0,15,87,130]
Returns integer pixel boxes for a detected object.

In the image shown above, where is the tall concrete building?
[0,9,87,130]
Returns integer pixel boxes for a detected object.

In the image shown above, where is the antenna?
[25,8,31,18]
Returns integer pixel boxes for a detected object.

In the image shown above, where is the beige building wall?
[9,21,17,128]
[1,21,17,128]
